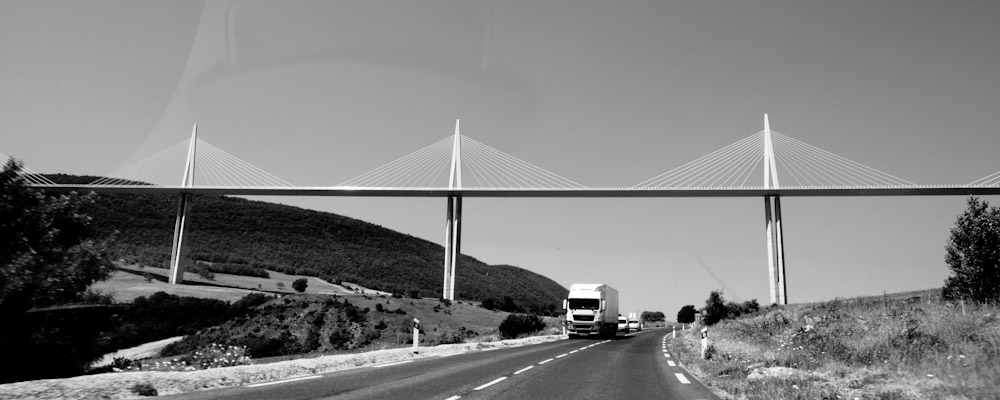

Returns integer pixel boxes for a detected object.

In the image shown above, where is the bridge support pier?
[169,194,191,284]
[168,124,198,285]
[764,195,787,304]
[442,196,462,300]
[442,120,463,300]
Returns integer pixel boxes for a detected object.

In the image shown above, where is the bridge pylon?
[442,120,462,300]
[763,114,787,305]
[169,125,198,285]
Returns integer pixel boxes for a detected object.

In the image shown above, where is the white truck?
[563,283,619,338]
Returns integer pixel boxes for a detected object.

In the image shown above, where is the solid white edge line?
[667,360,677,367]
[675,373,691,384]
[539,358,554,364]
[246,375,322,388]
[473,376,508,390]
[373,360,413,368]
[514,366,533,375]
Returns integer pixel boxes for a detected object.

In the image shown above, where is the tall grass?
[667,292,1000,400]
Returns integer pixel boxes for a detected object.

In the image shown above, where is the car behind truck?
[563,283,619,338]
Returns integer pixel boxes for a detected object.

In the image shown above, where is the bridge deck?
[31,185,1000,197]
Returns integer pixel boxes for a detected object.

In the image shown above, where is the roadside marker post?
[672,326,676,338]
[413,318,420,353]
[700,327,709,359]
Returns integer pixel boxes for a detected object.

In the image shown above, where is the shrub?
[292,278,308,293]
[197,268,215,281]
[498,313,545,339]
[131,383,157,396]
[111,357,133,370]
[438,327,466,344]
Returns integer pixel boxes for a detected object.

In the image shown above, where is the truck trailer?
[563,283,619,338]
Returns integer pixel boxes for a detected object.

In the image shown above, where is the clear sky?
[3,0,999,318]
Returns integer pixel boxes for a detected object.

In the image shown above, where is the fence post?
[700,327,709,359]
[413,318,420,353]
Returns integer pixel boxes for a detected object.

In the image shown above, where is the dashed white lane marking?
[539,358,555,364]
[664,353,671,357]
[474,377,508,390]
[555,353,569,358]
[246,375,322,387]
[444,396,461,400]
[514,366,533,375]
[373,360,413,368]
[569,350,579,354]
[579,346,589,350]
[667,360,677,367]
[675,373,691,384]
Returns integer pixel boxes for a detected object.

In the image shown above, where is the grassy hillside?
[666,290,1000,400]
[46,174,567,312]
[157,293,523,360]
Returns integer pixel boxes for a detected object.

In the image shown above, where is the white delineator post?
[169,125,198,285]
[700,327,709,359]
[762,114,788,305]
[672,325,676,338]
[412,318,420,353]
[442,120,462,300]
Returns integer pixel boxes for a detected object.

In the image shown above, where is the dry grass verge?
[0,334,564,400]
[666,292,1000,400]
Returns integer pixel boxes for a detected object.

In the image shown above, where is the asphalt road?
[164,330,719,400]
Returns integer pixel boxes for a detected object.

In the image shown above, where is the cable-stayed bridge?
[9,117,1000,304]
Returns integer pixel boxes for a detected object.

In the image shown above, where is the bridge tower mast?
[443,120,463,300]
[763,115,787,304]
[169,125,198,284]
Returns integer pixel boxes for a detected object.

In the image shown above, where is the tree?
[943,197,1000,302]
[676,305,697,324]
[0,159,115,381]
[292,278,308,292]
[0,159,114,315]
[703,290,728,326]
[641,311,665,322]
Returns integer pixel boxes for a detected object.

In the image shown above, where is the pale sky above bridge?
[3,0,1000,316]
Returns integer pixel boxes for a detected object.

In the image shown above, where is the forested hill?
[46,174,568,313]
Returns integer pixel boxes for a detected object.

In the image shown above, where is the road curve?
[163,330,719,400]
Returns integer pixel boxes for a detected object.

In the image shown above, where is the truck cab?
[563,284,619,339]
